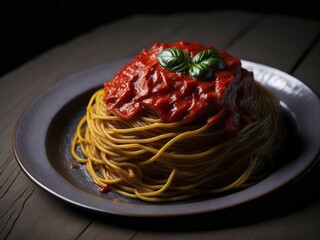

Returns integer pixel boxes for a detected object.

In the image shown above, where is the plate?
[13,58,320,217]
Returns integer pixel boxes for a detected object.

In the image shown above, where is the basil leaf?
[158,48,190,72]
[189,63,213,80]
[192,49,219,64]
[201,58,220,68]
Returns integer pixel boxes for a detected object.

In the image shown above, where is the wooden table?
[1,10,320,240]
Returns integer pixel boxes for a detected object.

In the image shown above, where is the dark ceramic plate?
[13,58,320,217]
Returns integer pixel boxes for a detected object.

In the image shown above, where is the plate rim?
[13,59,320,217]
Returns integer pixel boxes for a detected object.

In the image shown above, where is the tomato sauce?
[104,41,255,131]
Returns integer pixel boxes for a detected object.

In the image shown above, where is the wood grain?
[228,14,320,72]
[1,10,319,240]
[294,37,320,95]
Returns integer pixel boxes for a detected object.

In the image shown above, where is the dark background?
[1,0,319,77]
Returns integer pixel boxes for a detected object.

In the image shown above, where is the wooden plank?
[76,221,136,240]
[1,179,88,240]
[158,10,261,49]
[133,202,320,239]
[228,14,320,73]
[293,37,320,95]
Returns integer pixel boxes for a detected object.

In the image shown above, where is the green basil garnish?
[158,47,226,80]
[191,49,219,64]
[189,58,220,79]
[157,48,190,72]
[189,63,213,80]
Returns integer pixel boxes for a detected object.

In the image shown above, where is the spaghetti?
[71,41,286,202]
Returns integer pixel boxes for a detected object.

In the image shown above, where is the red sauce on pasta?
[104,41,255,131]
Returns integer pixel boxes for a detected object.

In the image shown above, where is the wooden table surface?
[1,10,320,240]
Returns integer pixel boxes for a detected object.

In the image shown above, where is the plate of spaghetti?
[13,41,320,217]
